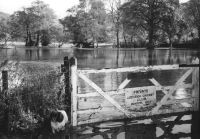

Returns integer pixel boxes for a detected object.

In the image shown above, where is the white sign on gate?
[125,86,156,110]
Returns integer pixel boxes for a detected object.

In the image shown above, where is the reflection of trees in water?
[74,123,156,139]
[148,50,157,65]
[76,48,198,69]
[25,50,32,60]
[71,113,195,139]
[25,49,40,60]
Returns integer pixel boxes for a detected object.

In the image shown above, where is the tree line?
[0,0,199,48]
[0,0,65,47]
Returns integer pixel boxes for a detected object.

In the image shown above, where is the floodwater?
[0,46,199,139]
[0,47,199,68]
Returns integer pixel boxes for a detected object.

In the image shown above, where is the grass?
[0,60,67,134]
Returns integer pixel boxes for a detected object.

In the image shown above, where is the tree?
[88,0,107,47]
[61,0,108,48]
[160,1,180,49]
[0,17,10,46]
[121,0,179,49]
[183,0,200,41]
[31,0,57,46]
[50,23,68,47]
[107,0,122,48]
[9,0,57,47]
[121,3,147,47]
[61,8,92,47]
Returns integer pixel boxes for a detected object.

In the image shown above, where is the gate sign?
[125,86,156,110]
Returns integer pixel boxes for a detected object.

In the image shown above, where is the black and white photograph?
[0,0,199,138]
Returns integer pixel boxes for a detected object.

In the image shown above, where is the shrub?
[0,61,66,133]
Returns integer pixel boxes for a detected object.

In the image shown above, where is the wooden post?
[2,71,8,93]
[191,57,200,139]
[2,71,9,134]
[70,57,78,126]
[62,57,71,122]
[192,58,199,111]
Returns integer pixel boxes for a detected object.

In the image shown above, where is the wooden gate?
[67,57,199,126]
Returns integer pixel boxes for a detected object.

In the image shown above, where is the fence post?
[2,71,9,134]
[62,56,71,122]
[70,57,77,126]
[192,58,199,111]
[2,71,8,93]
[191,57,200,139]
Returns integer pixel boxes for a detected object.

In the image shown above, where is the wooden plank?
[77,107,193,125]
[164,98,196,105]
[78,64,190,74]
[118,78,131,90]
[77,90,125,97]
[149,78,192,100]
[150,68,193,115]
[149,78,162,88]
[192,58,199,111]
[78,73,133,117]
[77,83,192,98]
[78,94,125,110]
[77,107,119,114]
[77,98,196,115]
[70,57,78,126]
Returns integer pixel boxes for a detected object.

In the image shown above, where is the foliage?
[60,0,108,48]
[40,30,51,46]
[161,5,188,46]
[121,0,179,49]
[0,16,10,46]
[89,0,108,45]
[0,61,65,133]
[0,0,199,48]
[8,0,57,47]
[183,0,200,40]
[106,0,122,47]
[50,23,68,47]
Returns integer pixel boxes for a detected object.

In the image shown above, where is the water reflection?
[35,114,194,139]
[0,47,199,68]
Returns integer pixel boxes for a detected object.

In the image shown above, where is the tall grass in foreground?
[0,61,66,133]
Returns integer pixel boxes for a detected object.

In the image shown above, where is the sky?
[0,0,190,18]
[0,0,80,18]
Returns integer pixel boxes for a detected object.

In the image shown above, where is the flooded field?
[0,47,199,139]
[0,47,199,68]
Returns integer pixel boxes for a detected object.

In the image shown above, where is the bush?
[0,61,66,133]
[41,30,51,46]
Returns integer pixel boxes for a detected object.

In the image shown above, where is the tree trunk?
[25,28,29,46]
[123,34,127,47]
[169,38,173,54]
[148,4,155,49]
[25,26,34,47]
[148,27,154,49]
[96,41,98,48]
[116,30,119,48]
[4,38,8,46]
[198,26,200,42]
[34,32,40,47]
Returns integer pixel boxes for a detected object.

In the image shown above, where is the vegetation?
[0,61,65,134]
[0,0,199,48]
[0,12,10,46]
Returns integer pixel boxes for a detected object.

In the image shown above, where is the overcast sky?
[0,0,189,18]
